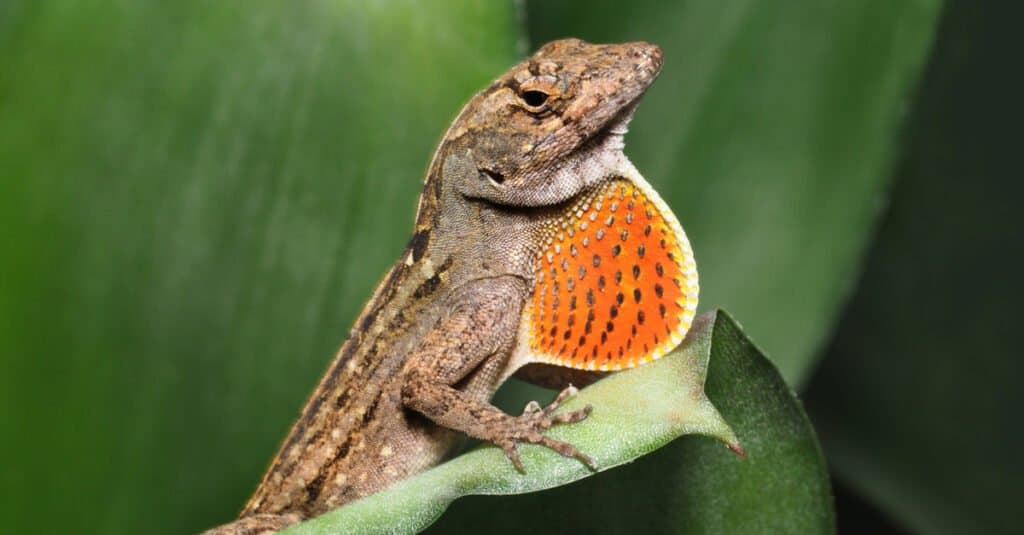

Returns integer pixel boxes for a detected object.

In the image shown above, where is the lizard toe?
[548,404,592,425]
[499,439,525,472]
[542,385,580,416]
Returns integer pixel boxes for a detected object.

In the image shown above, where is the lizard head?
[416,39,699,373]
[429,38,663,208]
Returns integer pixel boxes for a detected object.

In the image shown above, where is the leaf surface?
[288,312,833,534]
[0,2,519,533]
[804,2,1024,531]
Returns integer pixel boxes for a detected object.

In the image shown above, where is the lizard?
[203,38,698,535]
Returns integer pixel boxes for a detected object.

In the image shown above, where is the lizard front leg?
[401,276,595,471]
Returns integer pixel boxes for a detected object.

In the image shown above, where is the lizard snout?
[627,42,663,75]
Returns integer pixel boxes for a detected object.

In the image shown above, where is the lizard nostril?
[630,43,663,71]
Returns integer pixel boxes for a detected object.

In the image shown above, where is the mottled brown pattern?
[203,38,663,534]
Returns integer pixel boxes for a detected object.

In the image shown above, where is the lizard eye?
[520,90,550,109]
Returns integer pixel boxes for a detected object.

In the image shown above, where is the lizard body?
[204,38,697,534]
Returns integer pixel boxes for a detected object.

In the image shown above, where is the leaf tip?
[727,441,747,459]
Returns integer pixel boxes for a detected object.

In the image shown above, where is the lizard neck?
[412,146,564,287]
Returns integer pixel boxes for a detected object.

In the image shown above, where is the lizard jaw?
[586,99,640,156]
[574,100,642,193]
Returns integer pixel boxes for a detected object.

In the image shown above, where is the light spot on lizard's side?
[380,445,393,458]
[409,228,431,263]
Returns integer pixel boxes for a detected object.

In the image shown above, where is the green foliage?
[429,312,833,534]
[0,0,970,534]
[286,312,830,534]
[289,312,728,533]
[0,2,518,533]
[804,2,1024,532]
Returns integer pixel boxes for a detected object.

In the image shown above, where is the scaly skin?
[203,39,665,534]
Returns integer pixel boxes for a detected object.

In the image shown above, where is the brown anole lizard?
[204,38,698,534]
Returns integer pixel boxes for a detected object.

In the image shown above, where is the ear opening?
[480,168,506,184]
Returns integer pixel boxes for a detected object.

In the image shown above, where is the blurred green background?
[1,0,1019,533]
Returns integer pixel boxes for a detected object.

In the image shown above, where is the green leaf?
[804,2,1024,532]
[286,311,832,534]
[527,0,943,384]
[2,2,936,533]
[0,2,518,533]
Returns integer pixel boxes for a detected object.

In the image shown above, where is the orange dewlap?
[524,177,698,371]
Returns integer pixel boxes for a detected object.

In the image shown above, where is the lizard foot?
[496,385,596,472]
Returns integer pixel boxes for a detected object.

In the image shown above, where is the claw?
[543,385,579,415]
[503,441,525,472]
[577,451,598,470]
[523,400,543,416]
[537,435,598,470]
[549,404,592,425]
